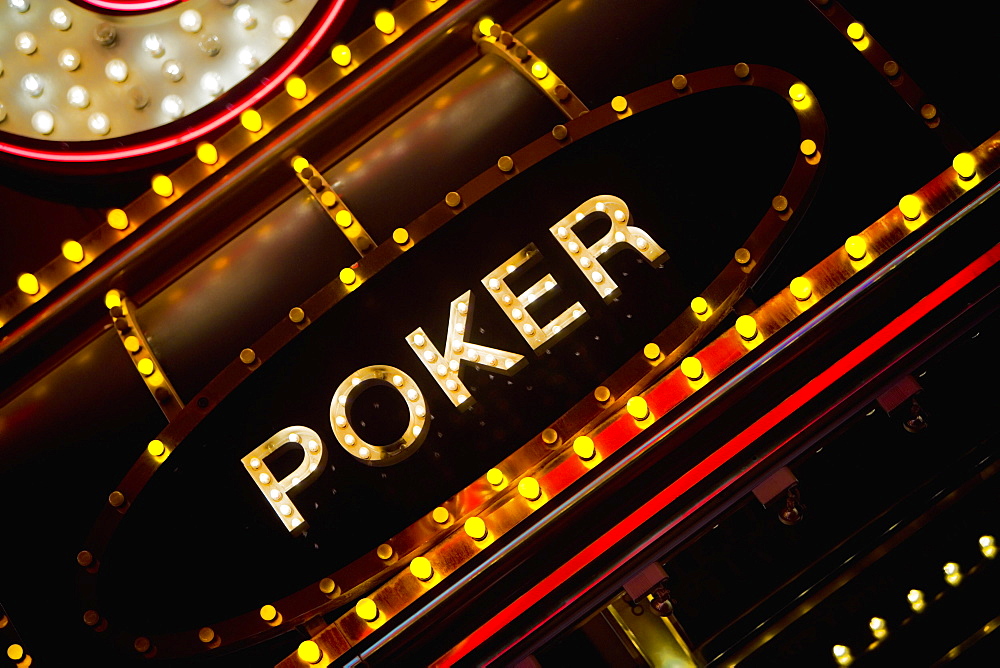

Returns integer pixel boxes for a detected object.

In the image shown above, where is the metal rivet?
[445,192,462,207]
[671,74,688,91]
[497,156,514,172]
[289,307,305,323]
[240,348,256,364]
[734,62,750,79]
[552,124,568,141]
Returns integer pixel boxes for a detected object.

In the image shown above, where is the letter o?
[330,365,429,466]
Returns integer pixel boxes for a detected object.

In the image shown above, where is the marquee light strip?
[337,137,1000,668]
[0,603,32,668]
[476,21,589,120]
[0,0,453,337]
[75,65,828,660]
[105,290,185,421]
[810,0,969,153]
[293,158,376,257]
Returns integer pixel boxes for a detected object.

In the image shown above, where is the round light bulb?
[15,32,37,55]
[31,110,54,134]
[67,85,89,108]
[238,46,258,70]
[273,15,295,39]
[21,73,43,97]
[88,112,110,135]
[161,94,184,119]
[179,9,203,33]
[375,10,395,34]
[58,48,81,71]
[331,44,351,66]
[199,33,221,56]
[0,103,6,123]
[143,34,164,58]
[234,4,256,28]
[200,72,223,97]
[105,59,128,83]
[162,59,183,82]
[50,7,71,30]
[953,152,976,180]
[10,0,29,13]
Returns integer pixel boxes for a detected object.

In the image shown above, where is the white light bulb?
[162,59,183,82]
[161,94,184,119]
[21,73,43,97]
[143,33,164,57]
[9,0,29,13]
[105,59,128,83]
[233,4,256,28]
[66,85,89,108]
[87,112,110,135]
[31,110,54,135]
[49,7,71,30]
[237,46,258,70]
[58,48,81,71]
[200,71,223,97]
[273,15,294,39]
[15,32,37,55]
[179,9,202,33]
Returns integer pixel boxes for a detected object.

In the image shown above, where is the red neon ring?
[0,0,350,162]
[74,0,180,12]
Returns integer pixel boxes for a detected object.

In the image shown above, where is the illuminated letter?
[482,243,587,351]
[241,426,326,534]
[550,195,668,301]
[407,292,525,409]
[330,365,428,465]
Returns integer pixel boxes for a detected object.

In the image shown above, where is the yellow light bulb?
[137,358,155,376]
[981,535,997,558]
[7,645,24,661]
[832,644,853,666]
[800,139,817,157]
[944,562,962,586]
[340,267,356,285]
[356,597,379,622]
[518,476,541,501]
[531,61,549,79]
[478,18,494,36]
[285,77,307,100]
[259,605,277,622]
[107,208,129,230]
[62,240,85,263]
[870,617,887,639]
[410,556,433,581]
[643,343,660,359]
[375,10,395,34]
[297,640,323,664]
[105,290,121,309]
[124,336,140,353]
[790,276,812,301]
[17,273,39,295]
[465,516,488,541]
[147,439,165,457]
[788,83,807,102]
[335,210,353,228]
[392,228,409,244]
[376,543,393,560]
[486,468,504,486]
[331,44,351,67]
[680,357,703,381]
[690,296,709,315]
[735,314,758,340]
[899,194,923,221]
[291,156,309,173]
[431,506,449,524]
[320,191,337,208]
[241,109,263,132]
[611,96,628,113]
[196,142,218,165]
[953,152,976,180]
[627,396,649,420]
[846,22,865,41]
[845,235,867,261]
[151,175,173,198]
[573,435,596,460]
